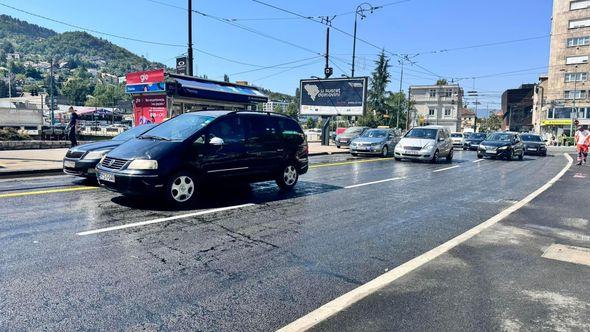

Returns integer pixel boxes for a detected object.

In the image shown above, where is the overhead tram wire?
[0,2,185,48]
[251,58,325,82]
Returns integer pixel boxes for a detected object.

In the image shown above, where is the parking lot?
[0,150,570,331]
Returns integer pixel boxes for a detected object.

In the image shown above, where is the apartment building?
[546,0,590,136]
[409,84,463,133]
[263,100,289,113]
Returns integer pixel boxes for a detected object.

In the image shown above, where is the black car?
[520,134,547,156]
[96,111,309,206]
[477,132,525,160]
[463,132,488,150]
[63,124,156,178]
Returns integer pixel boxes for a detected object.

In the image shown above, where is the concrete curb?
[0,168,63,179]
[309,151,350,156]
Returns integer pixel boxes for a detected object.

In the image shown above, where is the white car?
[450,132,465,147]
[394,126,454,163]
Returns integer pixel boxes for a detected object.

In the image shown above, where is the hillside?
[0,14,162,76]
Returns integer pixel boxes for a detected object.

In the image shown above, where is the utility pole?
[49,57,55,127]
[187,0,194,76]
[320,16,334,146]
[351,3,377,77]
[571,65,579,137]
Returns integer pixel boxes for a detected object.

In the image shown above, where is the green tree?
[62,77,94,105]
[305,117,317,129]
[367,50,391,117]
[274,104,283,113]
[436,78,448,85]
[25,66,43,80]
[86,82,127,107]
[357,112,382,128]
[385,91,411,129]
[485,112,502,131]
[285,102,298,118]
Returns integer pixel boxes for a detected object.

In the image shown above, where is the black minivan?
[96,111,308,206]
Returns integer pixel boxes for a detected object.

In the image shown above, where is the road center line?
[278,153,573,332]
[0,186,97,199]
[432,165,460,173]
[344,177,406,189]
[77,203,256,236]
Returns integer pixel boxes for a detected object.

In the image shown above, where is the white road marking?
[344,177,406,189]
[278,153,573,332]
[432,165,460,173]
[77,203,256,236]
[473,159,484,163]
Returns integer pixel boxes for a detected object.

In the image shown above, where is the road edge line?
[278,153,573,332]
[77,203,256,236]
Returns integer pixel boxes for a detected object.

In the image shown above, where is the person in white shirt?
[575,125,590,165]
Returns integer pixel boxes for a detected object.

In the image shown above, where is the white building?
[409,84,464,132]
[263,100,289,113]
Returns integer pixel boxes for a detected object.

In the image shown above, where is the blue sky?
[0,0,553,113]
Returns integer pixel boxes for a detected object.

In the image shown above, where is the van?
[96,111,308,206]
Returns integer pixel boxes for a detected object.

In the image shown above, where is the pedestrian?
[575,125,590,165]
[67,106,79,147]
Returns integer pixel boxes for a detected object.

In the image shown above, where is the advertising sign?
[126,69,165,85]
[176,57,187,75]
[299,77,368,116]
[132,94,167,125]
[125,82,166,94]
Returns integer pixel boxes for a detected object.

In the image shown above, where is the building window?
[567,36,590,47]
[444,108,452,117]
[566,55,589,64]
[429,108,435,116]
[565,72,588,82]
[564,90,587,99]
[444,89,452,98]
[569,18,590,29]
[429,89,436,98]
[571,0,590,10]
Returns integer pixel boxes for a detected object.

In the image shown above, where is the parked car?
[63,124,156,178]
[463,132,488,150]
[477,132,524,160]
[520,134,547,156]
[335,127,368,148]
[394,125,453,163]
[96,111,308,206]
[350,128,400,157]
[450,132,465,148]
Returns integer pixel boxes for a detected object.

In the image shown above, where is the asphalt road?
[0,151,567,331]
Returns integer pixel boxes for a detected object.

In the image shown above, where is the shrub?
[0,127,31,141]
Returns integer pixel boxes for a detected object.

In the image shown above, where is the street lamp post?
[351,3,377,77]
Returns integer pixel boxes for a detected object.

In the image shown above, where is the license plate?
[98,172,115,183]
[486,149,496,154]
[64,160,75,168]
[528,148,537,151]
[406,151,420,155]
[340,139,347,142]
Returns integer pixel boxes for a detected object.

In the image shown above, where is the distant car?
[521,134,547,156]
[350,128,400,157]
[450,132,465,147]
[63,124,156,178]
[335,127,368,148]
[394,125,453,163]
[477,132,524,160]
[463,132,488,150]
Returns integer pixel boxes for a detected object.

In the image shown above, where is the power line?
[0,2,185,48]
[251,58,323,82]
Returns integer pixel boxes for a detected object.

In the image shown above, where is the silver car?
[394,125,454,163]
[350,128,401,157]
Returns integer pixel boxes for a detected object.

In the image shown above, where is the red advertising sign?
[126,69,165,85]
[133,94,167,125]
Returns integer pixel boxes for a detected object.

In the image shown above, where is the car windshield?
[450,133,463,138]
[138,113,214,141]
[487,133,513,142]
[405,128,438,139]
[469,133,487,140]
[521,134,542,142]
[344,127,364,135]
[361,129,388,138]
[112,124,155,141]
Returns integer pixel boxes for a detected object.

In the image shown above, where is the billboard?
[300,77,368,116]
[126,69,165,85]
[176,57,187,75]
[132,94,167,125]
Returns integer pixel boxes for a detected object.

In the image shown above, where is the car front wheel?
[381,146,389,158]
[276,164,299,190]
[166,171,197,206]
[446,149,453,162]
[431,150,439,164]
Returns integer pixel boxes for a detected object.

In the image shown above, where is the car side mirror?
[210,137,224,146]
[438,137,445,142]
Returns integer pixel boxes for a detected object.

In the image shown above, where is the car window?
[521,134,542,142]
[362,130,388,138]
[113,124,155,141]
[276,117,304,144]
[344,127,364,135]
[450,133,463,138]
[487,133,513,141]
[140,113,213,141]
[244,115,280,142]
[405,128,438,139]
[208,116,244,143]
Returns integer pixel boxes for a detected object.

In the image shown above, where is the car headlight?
[423,142,435,150]
[497,146,509,150]
[83,149,110,160]
[479,144,485,149]
[372,142,382,147]
[127,159,158,170]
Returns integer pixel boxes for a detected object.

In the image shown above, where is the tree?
[486,112,502,131]
[62,77,94,105]
[274,104,283,113]
[0,80,16,98]
[385,91,410,129]
[285,102,298,118]
[85,82,127,107]
[367,50,391,117]
[436,78,448,85]
[223,74,230,82]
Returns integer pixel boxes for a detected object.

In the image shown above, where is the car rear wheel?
[446,149,453,162]
[381,146,388,158]
[166,171,197,206]
[431,150,439,164]
[276,164,298,190]
[518,150,524,161]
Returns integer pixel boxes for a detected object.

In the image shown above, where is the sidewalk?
[312,156,590,331]
[0,142,348,176]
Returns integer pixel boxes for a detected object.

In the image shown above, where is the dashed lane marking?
[432,165,460,173]
[77,203,256,236]
[344,177,406,189]
[0,186,97,199]
[473,159,484,163]
[278,153,573,332]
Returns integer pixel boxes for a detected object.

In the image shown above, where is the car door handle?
[277,148,284,152]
